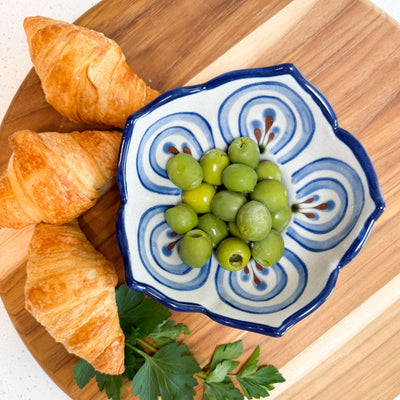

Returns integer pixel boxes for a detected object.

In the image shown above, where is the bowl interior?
[116,64,385,336]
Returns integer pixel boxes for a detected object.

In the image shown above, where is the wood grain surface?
[1,0,399,399]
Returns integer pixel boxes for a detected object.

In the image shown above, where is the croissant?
[24,16,160,129]
[0,129,121,229]
[25,221,125,375]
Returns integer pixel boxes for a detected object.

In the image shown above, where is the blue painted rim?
[116,63,385,337]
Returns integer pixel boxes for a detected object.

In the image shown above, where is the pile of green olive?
[165,137,291,271]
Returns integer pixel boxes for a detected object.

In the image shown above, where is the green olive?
[255,160,282,181]
[271,204,292,231]
[178,229,213,268]
[222,163,257,193]
[236,200,271,242]
[227,137,260,168]
[166,153,203,190]
[216,237,251,271]
[210,190,247,222]
[250,179,288,212]
[200,148,230,185]
[197,213,229,248]
[228,221,244,239]
[182,182,216,214]
[165,203,198,234]
[251,230,284,267]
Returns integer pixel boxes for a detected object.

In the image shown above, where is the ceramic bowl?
[116,63,385,337]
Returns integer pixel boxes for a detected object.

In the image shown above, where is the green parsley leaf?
[199,340,243,400]
[148,319,190,347]
[73,358,95,389]
[123,345,145,380]
[124,327,139,346]
[236,345,260,376]
[131,298,172,338]
[116,284,171,337]
[203,378,243,400]
[95,371,123,400]
[205,360,240,383]
[116,284,145,315]
[210,340,243,370]
[74,285,285,400]
[236,347,285,398]
[132,342,201,400]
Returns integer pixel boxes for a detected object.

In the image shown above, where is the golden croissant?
[24,16,160,129]
[25,221,125,375]
[0,129,121,229]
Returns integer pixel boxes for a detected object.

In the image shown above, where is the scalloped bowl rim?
[116,63,385,337]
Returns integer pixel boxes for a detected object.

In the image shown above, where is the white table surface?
[0,1,399,399]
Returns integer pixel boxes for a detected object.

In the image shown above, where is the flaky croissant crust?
[25,221,125,375]
[0,129,122,229]
[24,16,160,129]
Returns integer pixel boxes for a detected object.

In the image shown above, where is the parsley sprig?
[73,284,285,400]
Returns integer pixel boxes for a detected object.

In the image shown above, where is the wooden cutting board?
[1,0,400,399]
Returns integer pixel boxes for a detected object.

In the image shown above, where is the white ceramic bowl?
[116,64,385,336]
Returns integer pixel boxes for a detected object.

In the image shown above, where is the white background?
[0,1,399,399]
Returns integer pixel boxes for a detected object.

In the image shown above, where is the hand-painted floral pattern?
[117,64,385,336]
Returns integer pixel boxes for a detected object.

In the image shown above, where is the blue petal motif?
[287,157,364,251]
[215,249,307,314]
[136,112,214,195]
[137,205,211,290]
[218,81,315,163]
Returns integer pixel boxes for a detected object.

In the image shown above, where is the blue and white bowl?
[116,64,385,337]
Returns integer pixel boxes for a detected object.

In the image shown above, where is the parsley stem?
[194,371,237,381]
[125,342,147,357]
[194,372,207,381]
[137,338,158,353]
[125,339,159,355]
